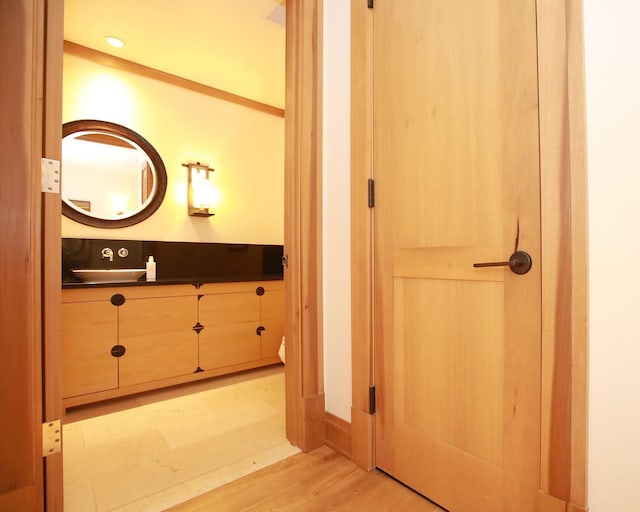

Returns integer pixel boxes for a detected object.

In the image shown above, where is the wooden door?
[0,1,48,510]
[373,2,541,511]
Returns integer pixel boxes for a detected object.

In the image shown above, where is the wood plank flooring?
[167,445,445,512]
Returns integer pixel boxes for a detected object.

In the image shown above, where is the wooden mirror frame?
[61,119,168,228]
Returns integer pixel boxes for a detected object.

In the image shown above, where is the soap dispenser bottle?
[146,256,156,282]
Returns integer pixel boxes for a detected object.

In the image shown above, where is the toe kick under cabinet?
[62,281,284,408]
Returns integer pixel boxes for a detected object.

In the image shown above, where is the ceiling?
[64,0,286,109]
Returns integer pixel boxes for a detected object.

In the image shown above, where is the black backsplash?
[62,238,284,284]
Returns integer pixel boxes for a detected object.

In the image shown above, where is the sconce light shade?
[183,162,216,217]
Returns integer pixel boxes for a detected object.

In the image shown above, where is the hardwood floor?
[167,445,445,512]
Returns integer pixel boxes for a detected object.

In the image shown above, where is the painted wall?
[62,52,284,244]
[322,0,352,421]
[584,2,640,509]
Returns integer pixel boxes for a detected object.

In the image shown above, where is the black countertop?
[62,238,284,288]
[62,274,283,289]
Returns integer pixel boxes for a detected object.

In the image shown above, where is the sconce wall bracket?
[183,162,216,217]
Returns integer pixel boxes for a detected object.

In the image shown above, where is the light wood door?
[199,292,261,369]
[118,296,198,387]
[373,2,541,511]
[0,0,53,510]
[62,302,118,397]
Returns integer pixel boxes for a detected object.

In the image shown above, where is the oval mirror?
[61,120,167,228]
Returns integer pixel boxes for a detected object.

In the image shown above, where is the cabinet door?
[260,288,285,359]
[62,301,118,398]
[199,292,261,370]
[118,295,198,387]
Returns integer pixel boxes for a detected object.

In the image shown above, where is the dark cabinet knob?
[111,345,126,357]
[111,294,125,306]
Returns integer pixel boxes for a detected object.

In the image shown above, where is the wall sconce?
[183,162,216,217]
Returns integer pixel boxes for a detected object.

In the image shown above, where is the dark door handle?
[473,250,532,275]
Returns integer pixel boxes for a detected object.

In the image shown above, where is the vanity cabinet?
[198,291,261,370]
[197,282,283,371]
[118,295,197,388]
[260,287,285,359]
[62,280,284,408]
[61,301,118,398]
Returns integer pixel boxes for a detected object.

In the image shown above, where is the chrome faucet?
[101,247,114,262]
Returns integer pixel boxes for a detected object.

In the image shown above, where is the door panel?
[61,302,118,397]
[199,292,261,369]
[118,296,198,387]
[373,1,541,510]
[395,278,504,466]
[260,288,285,359]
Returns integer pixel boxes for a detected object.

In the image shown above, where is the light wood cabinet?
[118,295,198,387]
[260,288,285,359]
[61,280,284,408]
[197,281,284,371]
[199,291,261,370]
[61,301,118,398]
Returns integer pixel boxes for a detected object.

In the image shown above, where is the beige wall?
[322,0,352,421]
[585,1,640,509]
[62,52,284,244]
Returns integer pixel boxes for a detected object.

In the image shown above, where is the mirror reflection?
[61,120,167,228]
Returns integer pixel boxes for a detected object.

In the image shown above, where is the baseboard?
[538,491,566,512]
[325,412,351,458]
[301,393,326,452]
[539,490,588,512]
[351,407,375,470]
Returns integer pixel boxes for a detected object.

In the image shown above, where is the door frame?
[350,1,589,511]
[283,0,326,452]
[42,0,64,510]
[39,0,327,509]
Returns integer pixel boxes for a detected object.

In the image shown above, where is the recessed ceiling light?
[105,36,124,48]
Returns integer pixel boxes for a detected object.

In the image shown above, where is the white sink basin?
[72,268,146,283]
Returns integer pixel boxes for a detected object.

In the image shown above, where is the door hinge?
[367,0,374,8]
[367,178,375,208]
[369,385,376,414]
[41,158,60,194]
[42,419,62,457]
[282,254,289,268]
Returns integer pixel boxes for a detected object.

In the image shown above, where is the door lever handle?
[473,250,532,275]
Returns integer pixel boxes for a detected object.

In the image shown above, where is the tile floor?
[63,364,299,512]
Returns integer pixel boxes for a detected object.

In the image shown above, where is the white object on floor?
[278,336,285,363]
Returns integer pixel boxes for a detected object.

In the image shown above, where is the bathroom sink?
[72,268,146,283]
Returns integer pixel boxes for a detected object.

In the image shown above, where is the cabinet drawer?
[199,322,261,370]
[199,292,260,325]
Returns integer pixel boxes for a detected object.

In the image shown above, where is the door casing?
[37,0,327,510]
[350,1,589,510]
